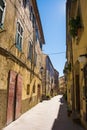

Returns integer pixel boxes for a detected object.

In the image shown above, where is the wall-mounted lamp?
[78,54,87,63]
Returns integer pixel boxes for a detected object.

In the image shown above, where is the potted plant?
[63,67,68,74]
[69,16,82,38]
[63,62,71,74]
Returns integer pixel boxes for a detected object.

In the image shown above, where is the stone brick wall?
[21,95,38,114]
[0,0,43,128]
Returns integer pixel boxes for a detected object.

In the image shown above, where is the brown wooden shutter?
[7,71,17,125]
[15,74,22,119]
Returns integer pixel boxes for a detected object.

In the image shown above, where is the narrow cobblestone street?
[3,95,85,130]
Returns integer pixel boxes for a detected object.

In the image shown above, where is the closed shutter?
[7,71,17,125]
[15,74,22,119]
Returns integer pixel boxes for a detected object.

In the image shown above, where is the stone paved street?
[3,95,85,130]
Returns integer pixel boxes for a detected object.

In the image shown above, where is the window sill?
[16,44,22,51]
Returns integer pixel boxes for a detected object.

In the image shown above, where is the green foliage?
[69,16,82,38]
[63,63,71,74]
[63,67,68,74]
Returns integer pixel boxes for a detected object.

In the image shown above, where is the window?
[33,83,35,93]
[23,0,29,8]
[32,14,36,28]
[28,42,33,60]
[35,27,39,41]
[23,0,26,8]
[40,42,42,50]
[34,51,37,66]
[0,0,6,27]
[26,84,30,95]
[29,6,36,28]
[16,21,23,51]
[30,6,33,21]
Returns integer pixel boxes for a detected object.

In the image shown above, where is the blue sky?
[37,0,66,77]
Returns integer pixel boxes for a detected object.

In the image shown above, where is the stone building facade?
[54,69,59,95]
[0,0,45,129]
[66,0,87,129]
[41,54,59,98]
[59,76,66,94]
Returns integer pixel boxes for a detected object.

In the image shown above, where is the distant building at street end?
[41,54,59,99]
[59,76,66,94]
[54,69,59,95]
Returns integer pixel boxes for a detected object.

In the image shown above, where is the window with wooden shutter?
[0,0,6,27]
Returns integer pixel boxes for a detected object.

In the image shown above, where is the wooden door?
[37,85,41,101]
[75,75,80,113]
[15,74,22,119]
[7,71,17,125]
[84,65,87,121]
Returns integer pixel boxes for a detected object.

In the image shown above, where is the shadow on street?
[51,97,85,130]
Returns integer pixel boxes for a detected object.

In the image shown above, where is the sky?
[37,0,66,77]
